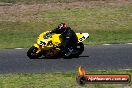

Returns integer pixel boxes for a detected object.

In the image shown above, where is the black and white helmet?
[58,23,67,30]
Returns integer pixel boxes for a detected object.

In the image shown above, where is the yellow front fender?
[34,43,41,54]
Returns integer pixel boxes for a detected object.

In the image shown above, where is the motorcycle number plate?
[39,40,47,46]
[79,36,86,42]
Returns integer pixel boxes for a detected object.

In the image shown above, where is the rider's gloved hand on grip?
[53,45,59,49]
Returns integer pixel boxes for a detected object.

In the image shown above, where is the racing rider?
[50,23,78,55]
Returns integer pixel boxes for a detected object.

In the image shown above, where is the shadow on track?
[78,56,89,58]
[29,55,89,59]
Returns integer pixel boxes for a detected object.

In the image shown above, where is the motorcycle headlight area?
[43,32,51,39]
[39,40,47,46]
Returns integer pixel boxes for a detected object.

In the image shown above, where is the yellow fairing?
[34,31,61,55]
[33,31,89,55]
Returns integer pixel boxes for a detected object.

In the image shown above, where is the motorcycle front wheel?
[27,46,42,59]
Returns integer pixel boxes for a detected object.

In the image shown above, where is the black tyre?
[71,42,84,57]
[27,46,41,59]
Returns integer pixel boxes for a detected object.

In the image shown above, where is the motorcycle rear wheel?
[70,42,84,57]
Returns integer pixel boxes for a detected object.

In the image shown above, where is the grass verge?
[0,1,132,48]
[0,69,131,88]
[1,30,132,48]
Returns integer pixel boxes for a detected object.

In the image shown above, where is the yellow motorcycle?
[27,31,89,59]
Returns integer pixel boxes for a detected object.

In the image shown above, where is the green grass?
[1,30,132,48]
[0,2,132,48]
[0,70,131,88]
[0,1,132,88]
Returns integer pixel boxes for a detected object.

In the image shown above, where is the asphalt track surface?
[0,44,132,74]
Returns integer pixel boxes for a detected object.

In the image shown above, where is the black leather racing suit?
[51,27,78,51]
